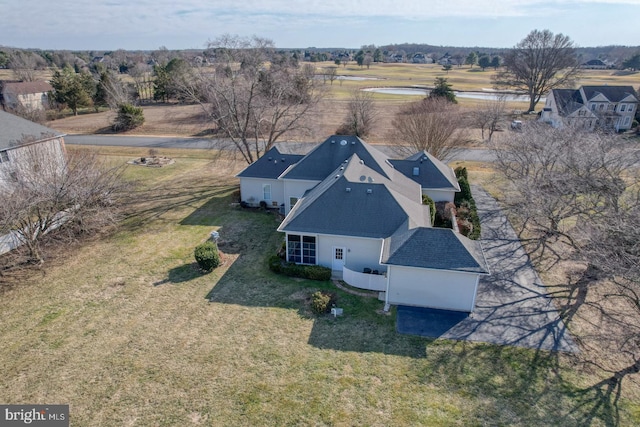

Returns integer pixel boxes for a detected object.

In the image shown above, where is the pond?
[362,87,542,102]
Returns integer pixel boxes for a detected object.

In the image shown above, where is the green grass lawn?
[0,147,638,426]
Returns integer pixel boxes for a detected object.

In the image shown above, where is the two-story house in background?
[1,81,53,113]
[540,85,638,131]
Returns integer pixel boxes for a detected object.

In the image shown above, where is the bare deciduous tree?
[472,96,508,141]
[493,123,640,391]
[335,89,377,138]
[389,96,473,159]
[0,143,130,264]
[8,51,43,82]
[324,66,338,85]
[177,34,323,164]
[494,29,580,112]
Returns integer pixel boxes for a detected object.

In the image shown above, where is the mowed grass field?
[1,146,639,426]
[31,62,640,142]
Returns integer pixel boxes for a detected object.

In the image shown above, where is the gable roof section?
[389,151,460,191]
[0,110,64,151]
[581,86,638,103]
[381,227,489,274]
[2,81,53,96]
[551,89,586,116]
[235,146,303,179]
[278,154,429,239]
[281,135,396,181]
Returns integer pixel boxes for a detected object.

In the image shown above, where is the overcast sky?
[3,0,640,50]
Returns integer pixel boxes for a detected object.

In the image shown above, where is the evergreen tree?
[429,77,457,103]
[50,66,96,115]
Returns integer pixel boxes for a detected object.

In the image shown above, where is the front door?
[332,247,346,271]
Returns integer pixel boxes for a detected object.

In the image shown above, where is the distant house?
[540,85,639,131]
[580,59,608,69]
[0,110,66,188]
[237,136,489,313]
[412,53,433,64]
[1,81,53,112]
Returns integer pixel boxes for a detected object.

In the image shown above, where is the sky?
[2,0,640,51]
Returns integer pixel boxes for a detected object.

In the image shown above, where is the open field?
[0,146,639,426]
[31,62,640,143]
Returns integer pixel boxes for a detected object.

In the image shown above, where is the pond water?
[362,87,541,102]
[337,76,382,81]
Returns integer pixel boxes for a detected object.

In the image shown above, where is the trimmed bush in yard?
[194,241,221,271]
[310,290,338,314]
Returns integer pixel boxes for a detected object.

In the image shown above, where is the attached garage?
[381,227,489,313]
[386,265,480,312]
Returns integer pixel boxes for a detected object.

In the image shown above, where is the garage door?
[387,266,477,312]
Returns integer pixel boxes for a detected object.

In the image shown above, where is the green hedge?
[268,255,332,281]
[422,194,436,225]
[454,176,481,240]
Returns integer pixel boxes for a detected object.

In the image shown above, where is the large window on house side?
[621,104,627,112]
[263,184,271,202]
[287,234,316,264]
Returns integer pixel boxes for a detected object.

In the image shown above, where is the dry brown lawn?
[41,63,640,143]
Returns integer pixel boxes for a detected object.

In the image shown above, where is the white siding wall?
[317,234,383,272]
[422,188,455,203]
[283,179,321,214]
[387,265,479,312]
[0,137,66,188]
[239,178,284,208]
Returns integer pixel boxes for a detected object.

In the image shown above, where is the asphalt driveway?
[396,185,577,352]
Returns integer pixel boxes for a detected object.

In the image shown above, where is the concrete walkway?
[397,185,577,352]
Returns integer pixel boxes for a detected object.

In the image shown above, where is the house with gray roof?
[1,81,53,112]
[237,136,489,312]
[0,110,66,187]
[540,85,638,131]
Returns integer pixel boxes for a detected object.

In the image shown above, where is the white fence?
[342,266,387,291]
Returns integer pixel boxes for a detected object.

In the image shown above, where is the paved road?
[64,134,497,162]
[397,185,577,352]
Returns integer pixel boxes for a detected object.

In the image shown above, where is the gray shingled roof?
[281,135,397,181]
[278,154,429,238]
[381,227,489,274]
[0,110,64,151]
[2,81,52,96]
[552,89,587,116]
[581,86,638,103]
[236,147,303,179]
[389,151,460,191]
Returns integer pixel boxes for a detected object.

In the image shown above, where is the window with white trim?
[624,116,631,126]
[262,184,272,201]
[287,234,316,264]
[620,104,627,112]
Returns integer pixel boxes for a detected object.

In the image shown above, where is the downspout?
[469,274,480,313]
[379,237,391,312]
[384,268,391,312]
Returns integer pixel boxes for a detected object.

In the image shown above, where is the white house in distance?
[0,109,66,187]
[540,85,638,131]
[1,81,53,112]
[237,136,488,313]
